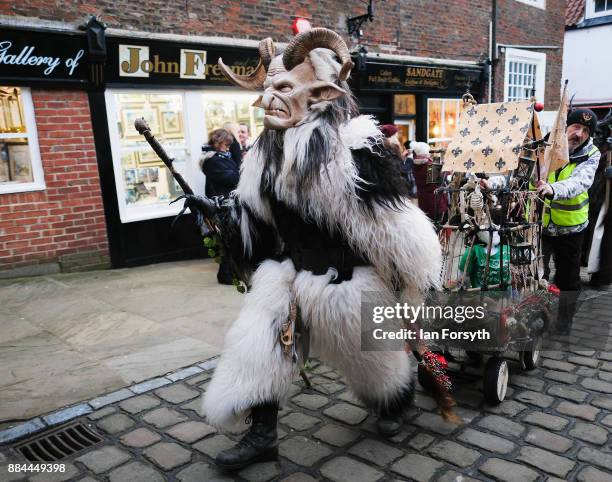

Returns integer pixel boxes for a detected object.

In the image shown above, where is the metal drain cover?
[14,422,104,461]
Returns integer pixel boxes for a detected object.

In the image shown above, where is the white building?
[563,0,612,118]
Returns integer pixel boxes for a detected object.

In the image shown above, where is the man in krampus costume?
[184,28,442,470]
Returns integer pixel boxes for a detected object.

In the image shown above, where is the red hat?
[379,124,398,138]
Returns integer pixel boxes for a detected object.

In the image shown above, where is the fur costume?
[198,29,442,432]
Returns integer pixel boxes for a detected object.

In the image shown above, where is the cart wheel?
[417,363,435,392]
[483,357,508,405]
[521,334,542,371]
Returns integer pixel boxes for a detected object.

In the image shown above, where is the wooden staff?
[134,118,214,234]
[134,118,194,195]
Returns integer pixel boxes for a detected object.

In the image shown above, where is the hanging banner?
[443,101,539,173]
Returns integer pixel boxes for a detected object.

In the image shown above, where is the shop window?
[202,92,263,139]
[106,89,263,223]
[503,48,546,103]
[394,94,417,148]
[0,87,44,194]
[427,98,461,147]
[586,0,612,18]
[107,90,194,223]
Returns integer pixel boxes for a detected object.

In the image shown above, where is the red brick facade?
[1,0,565,107]
[0,1,565,273]
[0,91,109,273]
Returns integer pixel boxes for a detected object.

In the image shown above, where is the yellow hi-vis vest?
[542,148,596,227]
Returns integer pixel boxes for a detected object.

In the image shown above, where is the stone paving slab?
[0,260,238,425]
[1,286,611,481]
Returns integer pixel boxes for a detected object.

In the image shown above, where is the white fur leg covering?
[202,259,297,432]
[296,267,413,411]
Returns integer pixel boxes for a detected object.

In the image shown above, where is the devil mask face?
[218,28,354,130]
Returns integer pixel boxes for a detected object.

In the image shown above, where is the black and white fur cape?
[202,114,441,432]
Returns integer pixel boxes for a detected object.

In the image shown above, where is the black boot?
[376,381,414,437]
[215,402,279,470]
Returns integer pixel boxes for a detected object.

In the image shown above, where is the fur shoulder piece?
[352,141,409,211]
[339,115,383,150]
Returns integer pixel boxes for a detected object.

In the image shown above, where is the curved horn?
[282,28,354,82]
[258,37,276,69]
[218,37,275,90]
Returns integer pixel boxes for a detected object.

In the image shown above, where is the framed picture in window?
[122,106,159,139]
[124,168,136,185]
[394,94,416,116]
[138,149,162,165]
[161,110,182,135]
[237,101,251,120]
[8,143,32,182]
[0,144,9,182]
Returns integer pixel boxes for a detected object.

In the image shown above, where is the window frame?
[427,98,462,145]
[514,0,546,9]
[0,87,45,195]
[106,88,206,224]
[503,48,547,103]
[586,0,612,19]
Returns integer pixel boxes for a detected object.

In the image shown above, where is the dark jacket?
[401,155,418,198]
[229,137,242,168]
[200,146,240,197]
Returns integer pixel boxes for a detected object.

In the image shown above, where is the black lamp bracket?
[347,0,375,38]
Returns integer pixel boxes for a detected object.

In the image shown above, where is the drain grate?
[14,422,104,461]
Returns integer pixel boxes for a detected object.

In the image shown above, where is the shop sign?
[361,62,481,92]
[0,29,88,83]
[108,38,259,86]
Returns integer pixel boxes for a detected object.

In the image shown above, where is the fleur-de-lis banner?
[443,100,541,173]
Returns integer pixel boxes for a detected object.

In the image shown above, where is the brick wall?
[0,1,565,105]
[0,1,563,68]
[0,90,109,274]
[494,0,566,109]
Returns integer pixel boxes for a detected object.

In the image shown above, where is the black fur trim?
[379,380,415,417]
[352,140,409,213]
[212,196,280,283]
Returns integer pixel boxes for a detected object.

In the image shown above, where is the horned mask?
[218,28,354,130]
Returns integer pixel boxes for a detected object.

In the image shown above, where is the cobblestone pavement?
[1,289,611,481]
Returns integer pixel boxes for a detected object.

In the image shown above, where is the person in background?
[238,123,252,155]
[536,108,601,334]
[582,111,612,287]
[200,128,240,285]
[379,125,417,200]
[379,124,403,156]
[223,122,244,166]
[402,140,418,200]
[411,141,447,221]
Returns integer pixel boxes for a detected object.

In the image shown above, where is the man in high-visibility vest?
[537,108,601,334]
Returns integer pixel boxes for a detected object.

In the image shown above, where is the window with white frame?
[427,98,462,147]
[106,89,260,223]
[586,0,612,19]
[514,0,545,9]
[504,48,546,103]
[0,87,44,194]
